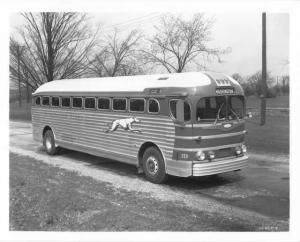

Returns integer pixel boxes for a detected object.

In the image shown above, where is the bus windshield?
[196,95,245,122]
[228,95,245,120]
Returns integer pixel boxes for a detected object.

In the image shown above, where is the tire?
[142,147,168,184]
[43,130,59,155]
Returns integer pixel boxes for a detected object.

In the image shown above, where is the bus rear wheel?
[43,130,59,155]
[142,147,168,184]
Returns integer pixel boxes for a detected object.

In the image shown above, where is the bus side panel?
[32,107,47,142]
[31,107,176,167]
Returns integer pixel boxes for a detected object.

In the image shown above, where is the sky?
[10,12,289,77]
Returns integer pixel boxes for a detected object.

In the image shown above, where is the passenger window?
[61,97,71,107]
[35,96,41,105]
[170,99,191,122]
[42,97,50,106]
[148,99,159,113]
[51,97,59,107]
[72,97,82,108]
[130,99,145,112]
[98,98,110,110]
[85,98,96,109]
[113,98,126,111]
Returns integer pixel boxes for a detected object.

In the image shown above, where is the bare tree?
[10,38,34,105]
[89,29,143,77]
[246,71,274,96]
[142,14,227,73]
[231,73,244,83]
[18,12,97,86]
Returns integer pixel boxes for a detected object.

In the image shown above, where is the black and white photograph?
[1,0,300,241]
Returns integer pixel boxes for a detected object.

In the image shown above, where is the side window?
[130,99,145,112]
[113,98,127,111]
[35,96,41,105]
[98,98,110,110]
[51,97,60,107]
[61,97,71,107]
[42,96,50,106]
[72,97,82,108]
[85,98,96,109]
[170,99,191,122]
[148,99,159,113]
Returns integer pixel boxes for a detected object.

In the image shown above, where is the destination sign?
[215,88,234,95]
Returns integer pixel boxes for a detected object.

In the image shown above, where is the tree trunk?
[46,14,54,82]
[17,49,22,107]
[26,80,30,103]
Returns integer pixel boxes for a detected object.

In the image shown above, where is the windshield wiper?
[230,108,240,122]
[214,103,225,125]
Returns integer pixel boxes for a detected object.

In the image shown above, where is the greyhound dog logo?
[105,116,142,133]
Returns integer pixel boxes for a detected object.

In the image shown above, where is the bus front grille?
[214,148,234,159]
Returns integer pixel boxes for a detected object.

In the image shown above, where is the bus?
[32,72,249,183]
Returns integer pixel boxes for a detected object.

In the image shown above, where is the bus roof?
[33,72,241,96]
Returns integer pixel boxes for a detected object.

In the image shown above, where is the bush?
[266,87,277,98]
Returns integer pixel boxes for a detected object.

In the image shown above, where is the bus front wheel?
[142,147,168,184]
[43,130,59,155]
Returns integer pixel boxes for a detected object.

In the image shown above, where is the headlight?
[208,151,215,160]
[235,146,242,155]
[196,151,205,161]
[241,144,247,153]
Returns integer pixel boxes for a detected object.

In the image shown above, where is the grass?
[245,115,289,155]
[246,95,289,109]
[9,152,257,231]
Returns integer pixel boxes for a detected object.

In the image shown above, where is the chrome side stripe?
[173,142,244,152]
[175,130,246,140]
[174,121,245,128]
[56,139,136,158]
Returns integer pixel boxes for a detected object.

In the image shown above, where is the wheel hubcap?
[146,156,159,175]
[45,137,52,151]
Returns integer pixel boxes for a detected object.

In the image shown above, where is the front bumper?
[192,155,248,176]
[166,155,248,177]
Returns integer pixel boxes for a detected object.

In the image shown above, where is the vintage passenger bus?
[32,72,249,183]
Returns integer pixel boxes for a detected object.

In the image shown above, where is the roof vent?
[158,77,169,80]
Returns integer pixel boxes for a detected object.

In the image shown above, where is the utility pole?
[261,12,267,126]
